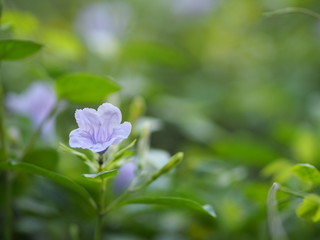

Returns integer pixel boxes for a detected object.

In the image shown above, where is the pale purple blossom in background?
[69,103,132,153]
[113,161,136,193]
[6,82,57,138]
[171,0,216,16]
[75,1,131,57]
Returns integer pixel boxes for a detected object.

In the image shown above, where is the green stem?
[267,183,288,240]
[94,212,103,240]
[264,7,320,20]
[104,190,130,214]
[94,154,106,240]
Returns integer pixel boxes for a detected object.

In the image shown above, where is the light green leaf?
[0,162,97,210]
[83,169,118,180]
[296,194,320,222]
[55,72,120,104]
[0,39,42,60]
[292,164,320,185]
[119,197,216,218]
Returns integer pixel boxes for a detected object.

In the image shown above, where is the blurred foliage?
[2,0,320,239]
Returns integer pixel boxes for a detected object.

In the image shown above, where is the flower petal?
[88,142,111,153]
[69,128,94,149]
[109,121,132,145]
[75,108,100,131]
[113,162,136,193]
[97,103,121,137]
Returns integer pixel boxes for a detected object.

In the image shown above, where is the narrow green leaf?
[55,73,120,104]
[0,39,42,60]
[292,164,320,185]
[83,169,118,180]
[107,139,136,169]
[0,162,97,210]
[59,143,97,170]
[120,197,216,218]
[132,152,183,191]
[296,194,320,222]
[113,139,137,160]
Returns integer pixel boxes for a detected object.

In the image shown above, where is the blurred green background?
[3,0,320,239]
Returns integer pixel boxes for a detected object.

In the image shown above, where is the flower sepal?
[59,143,98,171]
[105,139,136,170]
[83,169,118,181]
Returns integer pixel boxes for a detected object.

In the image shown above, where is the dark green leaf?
[0,162,97,210]
[83,169,118,180]
[296,194,320,222]
[120,197,216,218]
[292,164,320,185]
[23,148,59,171]
[213,136,279,166]
[55,72,120,104]
[0,39,42,60]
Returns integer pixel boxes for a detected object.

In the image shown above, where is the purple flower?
[69,103,132,153]
[75,2,131,56]
[113,161,136,193]
[6,82,57,138]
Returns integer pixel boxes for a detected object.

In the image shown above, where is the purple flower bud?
[69,103,132,153]
[113,161,136,193]
[6,82,57,138]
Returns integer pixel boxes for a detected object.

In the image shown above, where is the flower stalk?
[69,103,133,240]
[95,153,106,240]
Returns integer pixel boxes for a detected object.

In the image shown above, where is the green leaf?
[123,41,187,68]
[213,136,279,166]
[0,39,42,61]
[292,164,320,185]
[83,169,118,180]
[262,159,293,184]
[119,197,216,218]
[0,162,97,210]
[55,72,121,104]
[296,194,320,222]
[23,148,59,171]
